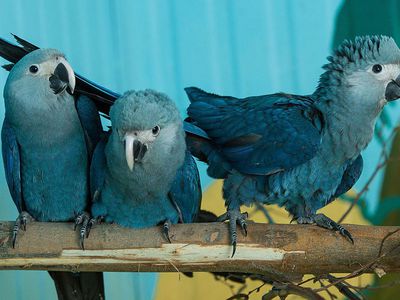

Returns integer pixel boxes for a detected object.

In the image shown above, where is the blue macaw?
[185,35,400,255]
[0,35,202,300]
[0,40,104,299]
[0,34,203,236]
[88,90,201,240]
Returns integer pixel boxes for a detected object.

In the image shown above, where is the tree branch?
[0,222,399,280]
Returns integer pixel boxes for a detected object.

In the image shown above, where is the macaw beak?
[385,74,400,101]
[124,133,148,171]
[49,58,76,95]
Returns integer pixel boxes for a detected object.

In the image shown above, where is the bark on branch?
[0,222,399,281]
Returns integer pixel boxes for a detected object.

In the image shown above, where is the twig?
[317,279,337,300]
[326,275,362,300]
[226,294,248,300]
[247,282,267,296]
[255,203,275,224]
[343,279,400,290]
[313,237,400,292]
[262,283,324,300]
[378,228,400,256]
[298,276,320,286]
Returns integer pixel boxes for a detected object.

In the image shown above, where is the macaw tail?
[0,35,208,141]
[184,87,233,178]
[49,271,105,300]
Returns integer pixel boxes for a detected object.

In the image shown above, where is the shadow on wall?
[333,0,400,298]
[332,0,400,48]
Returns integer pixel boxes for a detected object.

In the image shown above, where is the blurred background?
[0,0,399,299]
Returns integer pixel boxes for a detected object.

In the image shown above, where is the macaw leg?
[12,211,35,248]
[74,211,90,250]
[162,219,172,243]
[74,212,103,250]
[217,208,248,257]
[84,216,103,239]
[296,213,354,244]
[74,211,90,231]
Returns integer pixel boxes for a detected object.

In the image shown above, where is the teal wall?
[2,0,395,299]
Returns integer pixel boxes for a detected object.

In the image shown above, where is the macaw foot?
[162,219,172,243]
[12,211,35,248]
[74,212,103,250]
[217,208,248,257]
[296,213,354,244]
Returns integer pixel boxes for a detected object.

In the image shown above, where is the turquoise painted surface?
[9,0,400,299]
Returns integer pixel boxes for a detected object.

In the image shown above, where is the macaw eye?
[29,65,39,74]
[152,125,160,136]
[372,64,383,73]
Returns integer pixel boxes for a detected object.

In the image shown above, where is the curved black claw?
[74,211,90,231]
[12,211,34,248]
[313,213,354,244]
[85,216,103,239]
[79,217,103,249]
[162,220,172,243]
[217,209,248,257]
[74,212,99,250]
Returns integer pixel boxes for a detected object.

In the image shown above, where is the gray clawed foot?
[85,216,103,239]
[217,209,248,257]
[74,212,102,250]
[297,213,354,244]
[162,220,172,243]
[12,211,34,248]
[74,211,90,249]
[313,214,354,243]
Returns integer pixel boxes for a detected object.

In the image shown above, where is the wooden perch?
[0,221,399,281]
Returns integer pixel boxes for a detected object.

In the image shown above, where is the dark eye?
[152,125,160,136]
[372,64,383,73]
[29,65,39,74]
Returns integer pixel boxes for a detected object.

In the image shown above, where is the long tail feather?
[0,35,118,114]
[49,271,105,300]
[0,34,206,139]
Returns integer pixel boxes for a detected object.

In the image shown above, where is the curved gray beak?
[49,58,76,95]
[124,134,148,171]
[385,74,400,101]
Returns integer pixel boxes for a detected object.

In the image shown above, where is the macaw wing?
[168,152,202,223]
[75,95,103,158]
[90,133,109,201]
[1,119,23,212]
[333,154,363,199]
[186,87,324,175]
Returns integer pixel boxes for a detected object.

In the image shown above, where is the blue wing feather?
[1,119,23,212]
[183,121,209,140]
[186,87,323,176]
[333,154,363,199]
[90,133,109,200]
[75,95,103,159]
[168,151,202,223]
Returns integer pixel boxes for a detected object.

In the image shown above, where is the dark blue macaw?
[185,35,400,255]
